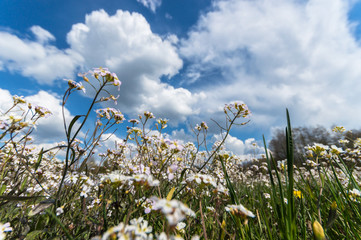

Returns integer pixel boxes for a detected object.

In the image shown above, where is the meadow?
[1,68,361,240]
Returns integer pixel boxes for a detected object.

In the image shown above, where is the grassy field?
[1,68,361,240]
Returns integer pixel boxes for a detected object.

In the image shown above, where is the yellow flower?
[293,190,303,199]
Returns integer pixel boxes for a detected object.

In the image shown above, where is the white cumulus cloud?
[180,0,361,132]
[0,9,204,125]
[0,88,14,112]
[0,30,83,85]
[66,9,203,123]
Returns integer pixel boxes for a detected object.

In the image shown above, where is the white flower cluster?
[101,171,160,188]
[186,173,217,188]
[101,217,152,240]
[185,173,229,197]
[150,197,196,226]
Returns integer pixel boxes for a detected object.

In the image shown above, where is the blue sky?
[1,0,361,157]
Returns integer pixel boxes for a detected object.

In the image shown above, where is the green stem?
[55,82,107,207]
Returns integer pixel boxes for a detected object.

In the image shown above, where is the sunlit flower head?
[93,67,111,77]
[144,111,155,119]
[176,222,186,234]
[34,106,52,118]
[0,222,12,240]
[306,143,329,157]
[12,95,26,105]
[224,101,251,118]
[277,159,287,171]
[151,197,196,226]
[293,189,303,199]
[332,126,346,133]
[200,121,208,130]
[92,67,121,90]
[77,72,90,82]
[186,173,217,188]
[129,119,140,124]
[225,204,255,219]
[349,188,361,201]
[112,77,121,91]
[101,171,131,187]
[96,108,124,123]
[330,145,343,155]
[56,206,64,216]
[66,79,86,93]
[132,174,160,187]
[304,160,319,167]
[101,217,152,240]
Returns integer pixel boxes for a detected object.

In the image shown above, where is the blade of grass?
[219,155,239,205]
[285,109,296,239]
[45,208,74,240]
[263,135,287,238]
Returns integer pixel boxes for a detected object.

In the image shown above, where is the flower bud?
[312,220,326,240]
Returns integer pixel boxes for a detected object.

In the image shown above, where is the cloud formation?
[0,89,14,111]
[136,0,162,13]
[2,1,361,141]
[0,27,83,85]
[180,0,361,131]
[66,9,204,123]
[0,10,204,124]
[30,26,56,44]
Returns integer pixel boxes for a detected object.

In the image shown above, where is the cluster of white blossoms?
[101,171,160,188]
[100,217,152,240]
[96,108,125,124]
[185,173,218,188]
[96,217,199,240]
[349,188,361,202]
[150,197,196,226]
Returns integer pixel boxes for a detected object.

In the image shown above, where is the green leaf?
[34,214,49,231]
[20,176,29,192]
[219,154,239,205]
[67,115,84,140]
[34,148,44,171]
[25,230,45,240]
[0,185,6,195]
